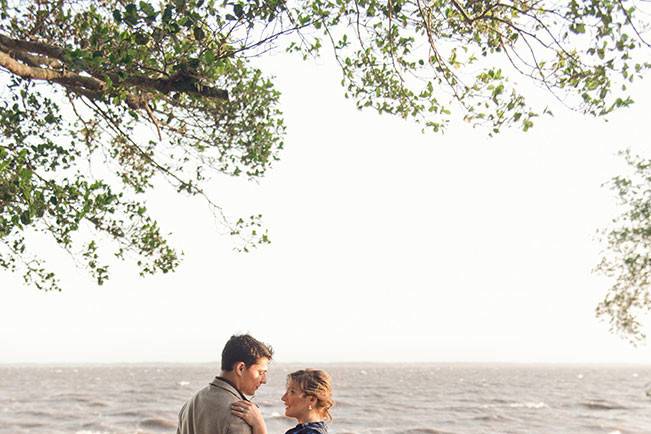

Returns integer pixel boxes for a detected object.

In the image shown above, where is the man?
[177,334,273,434]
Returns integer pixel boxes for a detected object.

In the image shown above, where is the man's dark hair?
[221,334,273,371]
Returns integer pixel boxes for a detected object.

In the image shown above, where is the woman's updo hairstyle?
[288,369,334,421]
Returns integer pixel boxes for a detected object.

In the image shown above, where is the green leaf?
[162,5,173,23]
[19,211,31,225]
[234,3,244,18]
[139,1,156,18]
[193,26,205,41]
[134,32,149,45]
[124,3,139,26]
[174,0,186,11]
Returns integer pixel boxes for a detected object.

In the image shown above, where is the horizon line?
[2,360,651,367]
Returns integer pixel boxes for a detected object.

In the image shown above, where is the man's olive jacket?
[177,377,252,434]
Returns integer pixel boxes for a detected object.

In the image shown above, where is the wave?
[488,398,511,404]
[75,431,113,434]
[48,392,92,403]
[267,411,291,420]
[473,414,519,422]
[405,428,457,434]
[111,410,146,418]
[443,405,483,413]
[581,424,637,434]
[480,401,548,410]
[579,400,629,411]
[18,421,45,428]
[252,399,277,408]
[139,417,177,430]
[508,402,548,409]
[360,391,386,398]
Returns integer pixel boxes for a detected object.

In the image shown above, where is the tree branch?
[0,33,229,101]
[119,74,229,100]
[0,49,105,91]
[0,34,66,61]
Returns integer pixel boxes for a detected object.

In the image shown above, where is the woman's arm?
[230,400,268,434]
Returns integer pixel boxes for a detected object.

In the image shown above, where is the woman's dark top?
[284,421,328,434]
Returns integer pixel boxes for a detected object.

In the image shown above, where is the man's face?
[239,357,269,396]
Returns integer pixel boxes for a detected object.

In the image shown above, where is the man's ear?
[234,361,246,377]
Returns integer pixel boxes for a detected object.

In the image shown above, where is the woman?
[231,368,333,434]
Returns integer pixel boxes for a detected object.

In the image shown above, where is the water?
[1,363,650,433]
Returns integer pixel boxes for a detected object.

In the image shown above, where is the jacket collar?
[210,376,248,401]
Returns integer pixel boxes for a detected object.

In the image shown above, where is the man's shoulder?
[180,380,241,417]
[205,379,245,402]
[178,382,252,434]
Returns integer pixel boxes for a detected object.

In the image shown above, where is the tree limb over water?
[0,1,649,340]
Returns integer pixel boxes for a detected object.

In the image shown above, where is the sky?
[1,52,651,364]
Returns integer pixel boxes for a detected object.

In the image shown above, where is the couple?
[176,334,333,434]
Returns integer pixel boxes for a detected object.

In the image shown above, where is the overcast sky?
[1,53,651,364]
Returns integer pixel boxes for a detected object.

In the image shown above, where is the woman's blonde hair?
[288,369,334,421]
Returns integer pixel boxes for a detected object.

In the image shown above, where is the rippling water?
[1,363,650,433]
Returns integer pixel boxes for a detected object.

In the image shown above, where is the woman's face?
[281,379,314,421]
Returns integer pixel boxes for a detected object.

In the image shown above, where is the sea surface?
[1,363,650,434]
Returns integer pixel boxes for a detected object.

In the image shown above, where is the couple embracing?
[177,334,333,434]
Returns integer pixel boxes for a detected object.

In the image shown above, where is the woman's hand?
[231,400,267,434]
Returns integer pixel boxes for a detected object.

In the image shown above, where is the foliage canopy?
[597,151,651,342]
[0,0,649,333]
